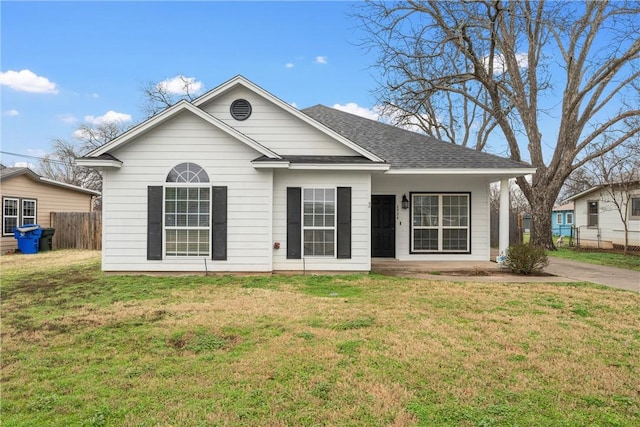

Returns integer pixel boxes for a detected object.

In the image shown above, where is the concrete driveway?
[545,257,639,292]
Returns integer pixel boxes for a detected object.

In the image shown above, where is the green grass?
[2,250,639,426]
[548,247,640,271]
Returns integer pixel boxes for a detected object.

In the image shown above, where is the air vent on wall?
[230,99,252,121]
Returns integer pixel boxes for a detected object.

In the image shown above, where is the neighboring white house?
[567,182,640,250]
[77,75,535,273]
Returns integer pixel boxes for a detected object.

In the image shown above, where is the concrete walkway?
[372,257,639,292]
[545,257,639,292]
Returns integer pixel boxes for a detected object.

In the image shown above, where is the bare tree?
[140,75,202,118]
[357,0,640,249]
[38,121,126,210]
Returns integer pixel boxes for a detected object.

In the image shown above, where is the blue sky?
[1,1,380,166]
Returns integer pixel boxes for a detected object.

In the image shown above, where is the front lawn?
[548,247,640,271]
[1,251,639,426]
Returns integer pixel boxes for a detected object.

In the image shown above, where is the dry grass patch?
[1,251,639,426]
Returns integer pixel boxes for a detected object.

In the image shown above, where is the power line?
[0,151,73,166]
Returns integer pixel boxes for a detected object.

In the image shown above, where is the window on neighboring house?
[164,163,210,257]
[411,193,470,253]
[556,213,563,225]
[566,213,573,224]
[303,188,335,256]
[2,197,37,236]
[631,197,640,219]
[22,199,36,225]
[588,201,599,227]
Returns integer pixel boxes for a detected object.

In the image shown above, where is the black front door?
[372,195,395,257]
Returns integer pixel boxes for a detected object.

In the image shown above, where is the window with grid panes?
[303,188,335,256]
[412,193,469,252]
[164,163,210,257]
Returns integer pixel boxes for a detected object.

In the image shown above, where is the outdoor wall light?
[401,194,409,209]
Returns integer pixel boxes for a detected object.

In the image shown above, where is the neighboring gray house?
[567,182,640,249]
[77,76,534,273]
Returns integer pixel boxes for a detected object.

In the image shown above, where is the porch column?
[499,178,510,257]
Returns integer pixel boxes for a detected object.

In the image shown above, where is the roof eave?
[385,167,536,176]
[75,158,123,169]
[251,161,390,171]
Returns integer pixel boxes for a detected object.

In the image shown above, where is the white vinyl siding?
[199,86,359,157]
[100,110,273,272]
[273,170,371,271]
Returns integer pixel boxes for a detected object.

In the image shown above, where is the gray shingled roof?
[302,105,532,170]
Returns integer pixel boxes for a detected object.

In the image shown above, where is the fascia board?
[384,168,537,176]
[193,76,385,163]
[75,158,123,169]
[287,163,390,171]
[39,177,101,196]
[251,162,390,171]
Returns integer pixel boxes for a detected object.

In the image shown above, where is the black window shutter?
[287,187,302,259]
[212,186,227,260]
[147,186,163,260]
[337,187,352,259]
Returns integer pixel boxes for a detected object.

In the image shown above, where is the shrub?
[504,244,549,275]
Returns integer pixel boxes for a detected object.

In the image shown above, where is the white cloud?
[84,110,132,125]
[90,93,100,99]
[290,102,298,108]
[285,63,295,69]
[3,109,19,117]
[58,114,78,124]
[332,103,380,121]
[315,56,328,64]
[156,75,203,95]
[483,52,528,74]
[0,69,59,94]
[12,161,36,169]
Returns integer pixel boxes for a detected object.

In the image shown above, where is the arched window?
[164,163,210,257]
[166,162,209,183]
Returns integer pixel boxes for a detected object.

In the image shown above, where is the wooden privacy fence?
[50,212,102,250]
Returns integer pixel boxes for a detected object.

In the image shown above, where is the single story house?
[551,202,574,238]
[77,75,535,273]
[0,165,100,253]
[567,182,640,249]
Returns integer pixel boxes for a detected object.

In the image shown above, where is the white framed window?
[164,163,210,257]
[411,193,470,253]
[588,201,598,227]
[631,197,640,220]
[22,199,36,225]
[3,197,19,236]
[556,213,563,224]
[2,197,37,236]
[566,212,573,224]
[303,188,336,257]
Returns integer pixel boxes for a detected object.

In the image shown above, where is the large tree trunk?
[529,195,556,250]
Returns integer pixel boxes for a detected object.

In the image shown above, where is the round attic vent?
[230,99,252,120]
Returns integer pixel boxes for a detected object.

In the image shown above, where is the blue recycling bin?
[13,224,42,254]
